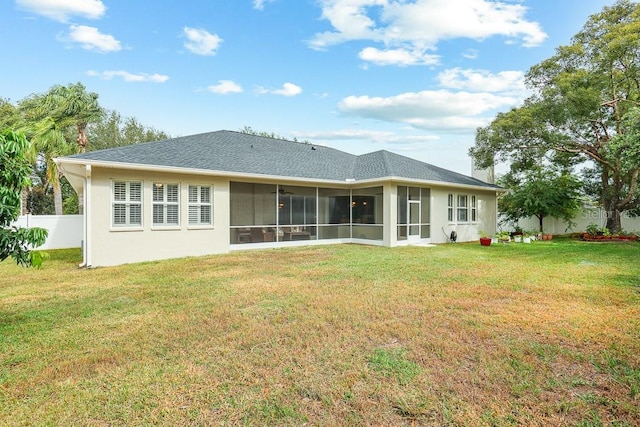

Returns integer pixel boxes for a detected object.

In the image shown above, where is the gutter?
[54,158,502,192]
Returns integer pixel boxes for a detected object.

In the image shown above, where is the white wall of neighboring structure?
[471,158,495,185]
[12,215,83,249]
[513,208,640,234]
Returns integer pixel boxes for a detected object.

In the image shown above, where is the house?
[54,130,501,267]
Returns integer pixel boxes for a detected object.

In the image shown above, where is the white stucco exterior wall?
[74,166,499,266]
[88,168,230,267]
[429,187,497,244]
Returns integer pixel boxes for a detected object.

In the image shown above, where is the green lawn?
[1,240,639,426]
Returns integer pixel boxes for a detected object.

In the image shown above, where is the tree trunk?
[537,214,544,233]
[605,210,622,233]
[53,183,63,215]
[21,187,29,215]
[77,123,87,153]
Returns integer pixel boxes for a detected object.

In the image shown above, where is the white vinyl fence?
[512,208,640,234]
[11,215,83,250]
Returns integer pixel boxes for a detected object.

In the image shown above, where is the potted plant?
[479,231,492,246]
[511,226,524,239]
[496,231,511,243]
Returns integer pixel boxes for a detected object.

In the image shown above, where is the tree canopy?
[498,169,582,233]
[1,83,170,215]
[87,110,169,151]
[470,0,640,232]
[0,130,48,266]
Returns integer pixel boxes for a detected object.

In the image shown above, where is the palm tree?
[23,118,78,215]
[19,83,102,214]
[36,83,102,153]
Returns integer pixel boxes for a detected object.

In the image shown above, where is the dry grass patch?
[1,240,639,425]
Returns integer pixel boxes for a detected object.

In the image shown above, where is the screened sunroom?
[229,182,384,245]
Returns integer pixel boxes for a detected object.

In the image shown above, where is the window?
[189,185,212,225]
[153,183,179,226]
[448,194,478,224]
[112,181,142,227]
[471,196,477,222]
[457,195,468,222]
[447,193,454,222]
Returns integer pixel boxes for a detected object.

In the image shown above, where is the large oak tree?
[470,0,640,232]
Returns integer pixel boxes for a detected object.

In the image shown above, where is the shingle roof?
[63,130,499,189]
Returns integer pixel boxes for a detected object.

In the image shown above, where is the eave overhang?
[54,157,503,193]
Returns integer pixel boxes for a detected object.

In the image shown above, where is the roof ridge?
[380,150,393,176]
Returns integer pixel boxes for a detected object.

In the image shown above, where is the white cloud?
[207,80,243,94]
[295,129,439,144]
[461,48,479,59]
[358,46,439,66]
[337,89,519,131]
[17,0,106,22]
[310,0,547,59]
[253,0,275,10]
[87,70,169,83]
[273,82,302,96]
[437,68,526,93]
[309,0,386,50]
[183,27,222,56]
[66,25,121,52]
[257,82,302,97]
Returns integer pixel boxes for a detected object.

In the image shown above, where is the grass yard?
[1,239,639,426]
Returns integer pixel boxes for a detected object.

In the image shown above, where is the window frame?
[188,184,213,228]
[152,182,180,228]
[457,194,468,223]
[471,195,477,222]
[111,180,143,229]
[448,193,478,224]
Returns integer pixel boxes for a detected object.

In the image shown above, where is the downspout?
[495,191,500,235]
[80,164,92,268]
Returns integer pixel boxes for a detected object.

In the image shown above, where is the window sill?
[151,225,181,231]
[187,224,214,230]
[110,226,144,232]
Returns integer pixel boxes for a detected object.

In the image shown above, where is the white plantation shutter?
[189,186,198,203]
[113,204,126,225]
[129,204,142,225]
[153,183,179,226]
[112,181,143,227]
[114,182,127,201]
[167,184,179,203]
[188,185,212,225]
[189,206,199,224]
[200,205,211,223]
[166,204,179,224]
[200,186,210,204]
[130,182,141,201]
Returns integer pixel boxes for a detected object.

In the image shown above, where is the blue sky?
[0,0,623,174]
